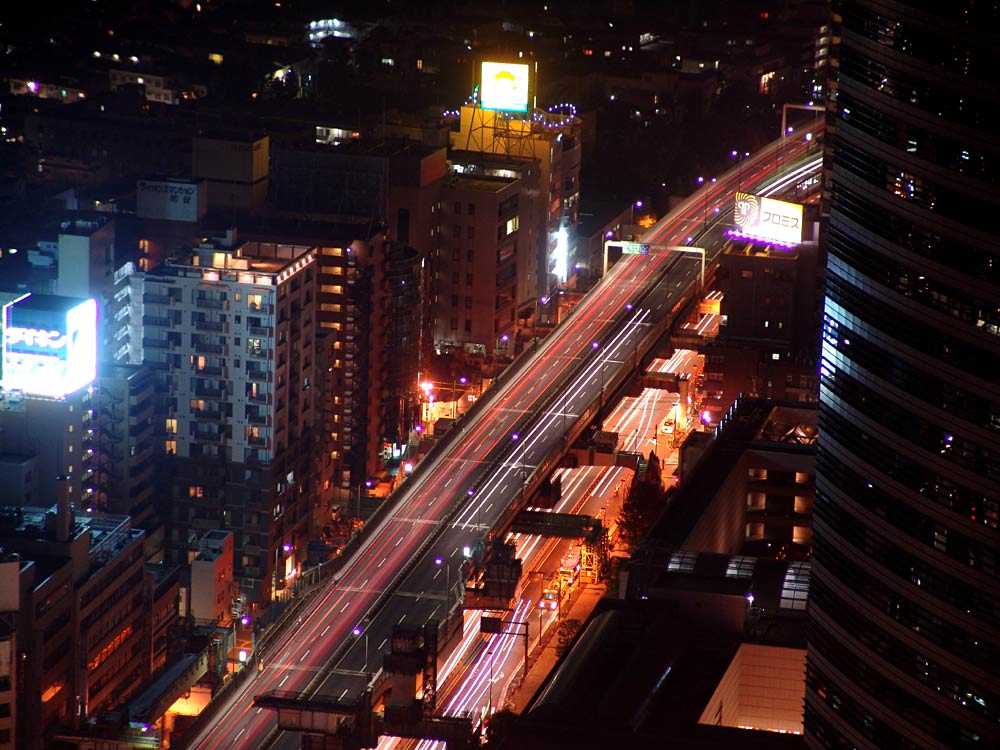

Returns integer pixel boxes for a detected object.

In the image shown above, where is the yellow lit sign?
[481,62,530,113]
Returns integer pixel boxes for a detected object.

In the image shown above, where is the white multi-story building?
[115,234,323,604]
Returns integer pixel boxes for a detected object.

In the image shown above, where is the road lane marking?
[340,601,351,612]
[321,625,330,637]
[300,649,310,662]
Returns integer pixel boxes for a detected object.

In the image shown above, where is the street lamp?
[352,623,369,672]
[435,556,450,613]
[420,381,435,423]
[731,149,750,191]
[356,479,373,524]
[453,376,468,419]
[696,176,717,232]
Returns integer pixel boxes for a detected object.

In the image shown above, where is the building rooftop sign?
[728,192,803,247]
[480,61,531,113]
[2,293,97,398]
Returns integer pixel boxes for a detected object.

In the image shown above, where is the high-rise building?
[807,3,999,749]
[117,236,323,605]
[432,171,533,353]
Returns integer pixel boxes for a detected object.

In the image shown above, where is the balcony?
[193,430,225,443]
[142,337,170,349]
[193,409,223,421]
[197,365,224,377]
[248,325,269,337]
[247,412,267,425]
[142,293,171,306]
[195,319,225,332]
[195,298,225,310]
[194,385,224,399]
[247,391,271,404]
[193,340,225,355]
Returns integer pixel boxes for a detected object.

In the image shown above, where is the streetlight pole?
[435,556,450,614]
[444,376,467,420]
[353,623,369,673]
[732,150,750,191]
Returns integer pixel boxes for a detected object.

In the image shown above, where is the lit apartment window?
[165,440,176,455]
[165,418,177,434]
[189,486,204,498]
[247,294,263,309]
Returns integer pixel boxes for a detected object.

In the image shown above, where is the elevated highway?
[184,127,823,750]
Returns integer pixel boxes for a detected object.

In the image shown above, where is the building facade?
[118,236,322,605]
[0,509,147,749]
[93,364,159,556]
[807,3,999,749]
[432,173,526,353]
[449,103,581,298]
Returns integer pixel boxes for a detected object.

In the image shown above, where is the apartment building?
[116,235,322,605]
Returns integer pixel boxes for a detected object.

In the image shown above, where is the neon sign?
[2,295,97,398]
[5,327,69,349]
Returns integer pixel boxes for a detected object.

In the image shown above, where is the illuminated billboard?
[481,62,530,113]
[729,192,803,247]
[2,294,98,398]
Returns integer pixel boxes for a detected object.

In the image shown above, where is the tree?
[617,480,666,547]
[555,618,583,657]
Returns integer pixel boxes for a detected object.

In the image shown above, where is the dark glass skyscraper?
[807,2,999,750]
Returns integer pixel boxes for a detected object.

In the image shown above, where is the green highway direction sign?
[621,241,650,255]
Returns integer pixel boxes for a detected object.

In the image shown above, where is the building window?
[450,317,458,330]
[465,296,473,309]
[468,203,475,216]
[467,226,475,239]
[454,202,461,214]
[467,249,474,263]
[165,440,176,454]
[451,295,459,307]
[464,319,472,333]
[466,272,473,285]
[453,224,461,238]
[165,418,177,434]
[189,485,204,498]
